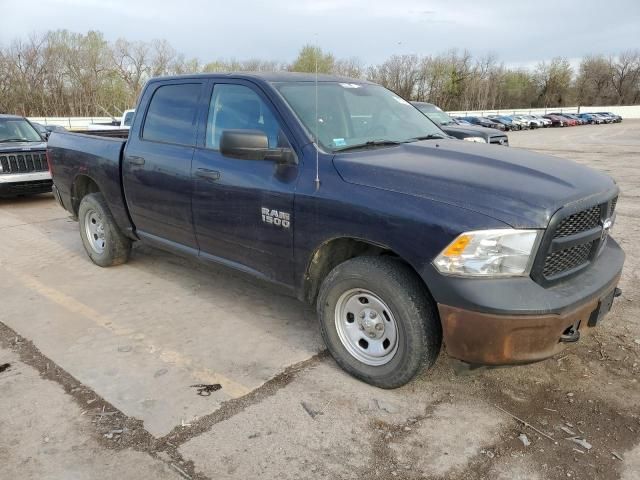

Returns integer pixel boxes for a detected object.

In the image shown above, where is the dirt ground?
[1,121,639,480]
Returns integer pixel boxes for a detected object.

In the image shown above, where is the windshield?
[414,107,455,126]
[275,82,444,151]
[0,118,42,142]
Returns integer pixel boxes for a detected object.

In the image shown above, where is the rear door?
[191,80,300,285]
[123,81,205,248]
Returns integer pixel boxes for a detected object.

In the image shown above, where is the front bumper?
[431,237,624,365]
[0,172,52,197]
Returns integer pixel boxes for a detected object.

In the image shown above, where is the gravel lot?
[1,121,639,480]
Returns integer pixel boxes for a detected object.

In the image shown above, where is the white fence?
[27,116,114,130]
[448,105,640,119]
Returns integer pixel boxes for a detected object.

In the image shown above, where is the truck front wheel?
[317,256,441,388]
[78,193,131,267]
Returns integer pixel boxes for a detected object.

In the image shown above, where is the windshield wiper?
[333,140,403,152]
[1,138,30,142]
[405,133,447,142]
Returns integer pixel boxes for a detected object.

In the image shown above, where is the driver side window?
[206,84,284,151]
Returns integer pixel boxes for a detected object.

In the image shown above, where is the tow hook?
[614,287,622,298]
[560,322,581,343]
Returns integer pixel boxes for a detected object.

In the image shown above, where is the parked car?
[486,115,522,131]
[518,115,544,128]
[549,114,577,126]
[454,118,473,126]
[504,115,530,130]
[577,113,600,124]
[531,115,553,127]
[516,115,544,129]
[486,115,518,131]
[31,122,67,140]
[412,102,509,145]
[458,116,507,131]
[595,112,622,123]
[0,114,52,197]
[48,72,624,388]
[590,113,613,123]
[542,114,566,127]
[561,114,586,125]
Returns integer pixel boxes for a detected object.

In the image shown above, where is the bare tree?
[610,50,640,104]
[576,55,614,105]
[333,57,364,78]
[112,38,151,100]
[534,57,574,107]
[368,54,419,98]
[1,29,638,117]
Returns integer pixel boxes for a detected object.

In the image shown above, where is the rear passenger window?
[143,83,201,145]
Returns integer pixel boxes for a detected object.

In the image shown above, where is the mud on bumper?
[430,238,625,365]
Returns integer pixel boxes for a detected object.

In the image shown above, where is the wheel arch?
[71,174,101,217]
[302,236,432,305]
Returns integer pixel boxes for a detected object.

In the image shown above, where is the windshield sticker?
[339,83,361,89]
[332,138,346,147]
[392,96,410,106]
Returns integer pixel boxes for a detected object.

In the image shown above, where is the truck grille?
[542,242,595,277]
[534,196,618,283]
[554,205,601,238]
[0,151,48,174]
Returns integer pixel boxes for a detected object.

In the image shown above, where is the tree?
[1,29,638,117]
[289,45,334,74]
[333,57,364,78]
[111,38,150,101]
[610,50,640,105]
[367,54,419,99]
[534,57,574,107]
[576,55,614,105]
[497,69,538,109]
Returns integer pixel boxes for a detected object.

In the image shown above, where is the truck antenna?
[314,42,321,191]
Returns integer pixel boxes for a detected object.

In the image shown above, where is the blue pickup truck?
[47,73,624,388]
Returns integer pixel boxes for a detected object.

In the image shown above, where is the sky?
[1,0,639,67]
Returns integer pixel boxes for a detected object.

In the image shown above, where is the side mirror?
[220,129,296,164]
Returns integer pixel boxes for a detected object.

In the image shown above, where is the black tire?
[317,256,441,388]
[78,193,131,267]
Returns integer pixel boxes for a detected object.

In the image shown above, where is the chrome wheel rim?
[334,288,399,366]
[84,209,106,254]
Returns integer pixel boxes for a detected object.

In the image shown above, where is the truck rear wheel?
[78,193,131,267]
[317,256,441,388]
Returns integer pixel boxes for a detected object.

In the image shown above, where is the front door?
[191,81,300,285]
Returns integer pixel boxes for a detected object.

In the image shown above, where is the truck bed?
[47,130,134,236]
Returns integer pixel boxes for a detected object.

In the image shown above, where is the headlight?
[463,136,487,143]
[434,229,541,277]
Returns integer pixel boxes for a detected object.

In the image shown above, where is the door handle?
[127,156,145,166]
[196,168,221,181]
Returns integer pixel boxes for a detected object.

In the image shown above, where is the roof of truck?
[147,71,374,84]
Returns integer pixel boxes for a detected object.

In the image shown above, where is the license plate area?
[587,288,617,327]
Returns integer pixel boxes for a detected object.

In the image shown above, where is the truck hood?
[0,141,47,153]
[332,139,616,228]
[441,124,506,138]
